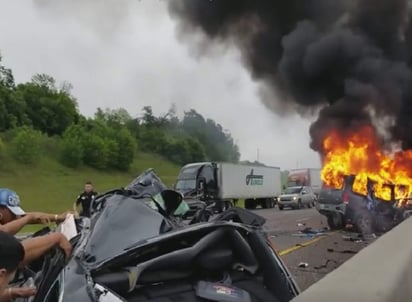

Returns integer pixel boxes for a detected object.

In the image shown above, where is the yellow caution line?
[278,235,329,256]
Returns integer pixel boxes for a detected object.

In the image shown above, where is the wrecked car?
[12,169,299,302]
[317,175,405,235]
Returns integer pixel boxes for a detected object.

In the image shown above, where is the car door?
[300,187,308,205]
[306,187,314,204]
[303,187,312,204]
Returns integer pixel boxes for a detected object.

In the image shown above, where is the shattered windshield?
[175,179,196,191]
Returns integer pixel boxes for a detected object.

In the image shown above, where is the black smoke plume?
[168,0,412,153]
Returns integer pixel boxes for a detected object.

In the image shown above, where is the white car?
[278,186,316,210]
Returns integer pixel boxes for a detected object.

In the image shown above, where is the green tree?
[0,137,5,158]
[182,109,240,162]
[11,126,43,164]
[113,128,137,171]
[59,138,84,168]
[82,133,109,170]
[95,107,132,129]
[59,124,86,168]
[0,53,14,88]
[13,78,79,136]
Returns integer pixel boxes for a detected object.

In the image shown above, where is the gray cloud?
[0,0,320,169]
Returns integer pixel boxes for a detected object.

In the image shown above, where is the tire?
[269,199,275,208]
[245,199,257,210]
[307,201,312,208]
[297,200,302,209]
[261,199,268,209]
[327,214,344,230]
[354,211,373,235]
[264,199,273,209]
[278,205,284,210]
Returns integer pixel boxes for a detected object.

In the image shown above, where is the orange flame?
[321,126,412,200]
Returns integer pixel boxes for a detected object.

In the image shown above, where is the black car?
[13,169,300,302]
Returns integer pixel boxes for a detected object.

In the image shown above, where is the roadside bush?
[82,134,109,170]
[105,139,120,169]
[59,124,85,168]
[113,128,137,171]
[0,137,4,157]
[60,137,84,168]
[11,126,43,164]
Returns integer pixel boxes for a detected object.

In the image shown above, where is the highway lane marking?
[278,234,330,256]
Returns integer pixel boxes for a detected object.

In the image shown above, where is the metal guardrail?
[291,217,412,301]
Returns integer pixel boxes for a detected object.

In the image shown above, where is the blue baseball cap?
[0,189,25,216]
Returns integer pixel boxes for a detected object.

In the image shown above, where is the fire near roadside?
[321,126,412,200]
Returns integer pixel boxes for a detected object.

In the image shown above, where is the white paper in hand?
[58,214,78,241]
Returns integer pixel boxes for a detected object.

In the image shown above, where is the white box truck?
[287,168,322,196]
[175,162,282,212]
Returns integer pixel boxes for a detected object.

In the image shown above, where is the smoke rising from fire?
[168,0,412,153]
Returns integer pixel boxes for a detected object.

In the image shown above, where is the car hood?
[279,194,299,198]
[76,169,183,269]
[80,194,179,269]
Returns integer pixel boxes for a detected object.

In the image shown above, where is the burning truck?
[316,126,412,236]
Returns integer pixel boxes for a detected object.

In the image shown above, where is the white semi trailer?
[287,168,322,196]
[175,162,282,211]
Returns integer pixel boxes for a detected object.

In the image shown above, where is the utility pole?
[257,147,260,162]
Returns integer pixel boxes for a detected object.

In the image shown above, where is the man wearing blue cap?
[0,188,68,235]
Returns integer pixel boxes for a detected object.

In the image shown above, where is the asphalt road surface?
[256,206,373,291]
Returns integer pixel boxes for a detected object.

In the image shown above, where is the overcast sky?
[0,0,320,170]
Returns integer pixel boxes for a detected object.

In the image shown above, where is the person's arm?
[0,215,32,235]
[19,211,69,226]
[21,233,72,266]
[0,212,69,236]
[0,287,37,302]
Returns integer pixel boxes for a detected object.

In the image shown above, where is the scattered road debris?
[297,223,306,227]
[342,233,363,242]
[293,227,329,238]
[327,248,358,254]
[314,259,338,270]
[298,262,309,268]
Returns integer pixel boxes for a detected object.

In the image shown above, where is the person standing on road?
[0,188,68,235]
[74,181,98,217]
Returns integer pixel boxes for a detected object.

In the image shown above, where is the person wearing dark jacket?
[73,181,98,217]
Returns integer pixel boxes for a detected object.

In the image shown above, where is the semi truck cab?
[175,162,228,213]
[175,162,218,199]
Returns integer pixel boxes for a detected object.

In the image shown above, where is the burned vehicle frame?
[13,169,299,302]
[318,174,408,236]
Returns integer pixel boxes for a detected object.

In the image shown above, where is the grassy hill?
[0,149,180,232]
